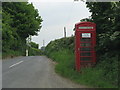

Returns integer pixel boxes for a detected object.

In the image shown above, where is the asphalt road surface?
[2,56,87,88]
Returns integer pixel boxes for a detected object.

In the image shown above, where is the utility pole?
[43,40,45,47]
[42,40,45,51]
[64,27,66,38]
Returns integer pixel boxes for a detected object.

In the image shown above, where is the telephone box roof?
[75,22,95,26]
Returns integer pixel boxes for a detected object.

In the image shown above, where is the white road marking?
[9,61,23,68]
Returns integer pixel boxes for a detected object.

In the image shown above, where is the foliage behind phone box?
[45,36,118,88]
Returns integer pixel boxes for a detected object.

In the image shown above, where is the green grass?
[2,47,43,59]
[47,49,118,88]
[2,50,24,59]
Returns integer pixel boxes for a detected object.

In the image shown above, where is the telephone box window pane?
[80,57,92,61]
[80,43,91,46]
[81,38,91,42]
[80,52,91,56]
[80,48,91,51]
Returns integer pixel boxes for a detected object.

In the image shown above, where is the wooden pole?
[64,27,66,38]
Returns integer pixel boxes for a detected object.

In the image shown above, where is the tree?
[86,2,120,54]
[2,2,43,57]
[80,17,93,22]
[30,42,39,49]
[2,2,43,39]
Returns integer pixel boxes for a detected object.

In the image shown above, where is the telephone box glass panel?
[80,52,91,56]
[81,38,91,42]
[80,57,92,61]
[80,43,91,47]
[80,48,92,51]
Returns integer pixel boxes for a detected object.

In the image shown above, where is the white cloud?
[29,0,80,2]
[30,1,91,48]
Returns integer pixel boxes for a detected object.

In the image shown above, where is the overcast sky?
[28,0,91,48]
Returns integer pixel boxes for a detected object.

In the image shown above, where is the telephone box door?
[75,31,96,71]
[79,32,96,62]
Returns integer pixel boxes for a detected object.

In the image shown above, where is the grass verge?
[47,49,118,88]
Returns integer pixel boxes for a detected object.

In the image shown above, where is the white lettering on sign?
[79,27,93,29]
[82,33,91,38]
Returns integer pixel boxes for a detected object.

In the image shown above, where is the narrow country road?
[2,56,87,88]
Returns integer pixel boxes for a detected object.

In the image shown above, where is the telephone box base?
[80,62,96,68]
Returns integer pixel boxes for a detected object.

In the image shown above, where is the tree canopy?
[2,2,42,39]
[2,2,43,57]
[85,2,120,55]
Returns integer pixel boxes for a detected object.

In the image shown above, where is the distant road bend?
[2,56,87,88]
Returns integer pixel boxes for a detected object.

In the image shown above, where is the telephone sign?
[82,33,91,38]
[75,22,96,71]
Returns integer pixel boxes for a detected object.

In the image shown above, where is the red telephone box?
[75,22,96,71]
